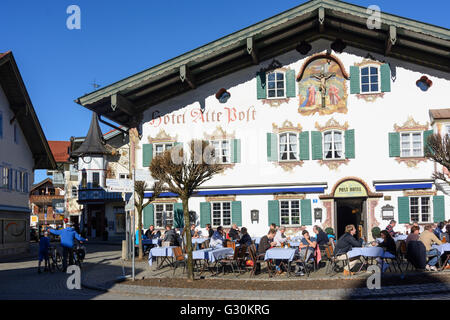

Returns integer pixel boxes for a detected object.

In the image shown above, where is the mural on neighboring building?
[297,54,348,116]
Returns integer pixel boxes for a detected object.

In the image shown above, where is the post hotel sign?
[334,180,367,198]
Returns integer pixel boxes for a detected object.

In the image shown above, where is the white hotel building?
[75,0,450,240]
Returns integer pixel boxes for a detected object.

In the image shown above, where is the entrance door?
[335,198,367,240]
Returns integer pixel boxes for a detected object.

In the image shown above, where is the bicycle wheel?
[49,253,56,273]
[55,252,63,271]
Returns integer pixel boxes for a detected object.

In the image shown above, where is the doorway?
[335,198,367,240]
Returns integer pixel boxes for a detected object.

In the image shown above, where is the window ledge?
[356,92,384,102]
[273,161,304,172]
[262,98,290,107]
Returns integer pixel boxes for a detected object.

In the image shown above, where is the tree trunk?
[182,197,194,280]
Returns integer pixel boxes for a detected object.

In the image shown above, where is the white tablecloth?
[148,246,177,266]
[347,247,395,259]
[264,248,297,262]
[432,243,450,256]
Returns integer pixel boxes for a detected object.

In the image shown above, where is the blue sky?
[0,0,448,183]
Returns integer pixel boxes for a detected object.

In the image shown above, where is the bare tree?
[425,133,450,185]
[134,180,163,260]
[150,140,224,280]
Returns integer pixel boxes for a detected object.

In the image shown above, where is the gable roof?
[0,51,56,169]
[48,141,71,163]
[429,108,450,122]
[75,0,450,127]
[30,178,54,192]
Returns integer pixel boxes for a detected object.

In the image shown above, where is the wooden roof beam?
[246,37,259,65]
[111,93,135,116]
[385,25,397,56]
[318,7,325,33]
[179,64,196,89]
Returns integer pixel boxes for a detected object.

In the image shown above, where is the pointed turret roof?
[71,112,109,156]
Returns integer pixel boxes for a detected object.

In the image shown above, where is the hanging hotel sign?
[334,180,367,198]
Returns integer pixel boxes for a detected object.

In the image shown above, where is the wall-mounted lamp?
[251,210,259,224]
[215,88,231,103]
[314,208,323,221]
[416,76,432,92]
[381,205,395,220]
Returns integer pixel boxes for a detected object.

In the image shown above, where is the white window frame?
[266,71,286,99]
[72,186,78,198]
[119,173,130,180]
[211,201,232,227]
[278,132,298,162]
[153,143,173,157]
[279,199,301,227]
[155,203,174,229]
[400,131,423,158]
[410,196,432,223]
[360,65,380,94]
[209,140,231,164]
[323,130,345,160]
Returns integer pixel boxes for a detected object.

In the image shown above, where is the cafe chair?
[247,244,272,278]
[172,246,187,276]
[218,245,244,277]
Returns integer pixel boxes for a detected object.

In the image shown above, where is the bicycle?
[48,246,63,272]
[73,242,86,269]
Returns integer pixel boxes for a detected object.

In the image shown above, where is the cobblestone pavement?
[2,242,450,300]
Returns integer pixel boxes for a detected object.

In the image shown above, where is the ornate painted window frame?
[271,120,304,171]
[315,118,350,170]
[354,59,385,102]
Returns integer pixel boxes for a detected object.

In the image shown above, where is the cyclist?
[48,222,88,272]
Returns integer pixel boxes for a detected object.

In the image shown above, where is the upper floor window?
[280,200,301,226]
[92,172,100,188]
[210,140,230,164]
[410,196,431,223]
[119,173,130,180]
[212,202,231,227]
[0,166,7,189]
[81,171,87,188]
[155,203,173,228]
[267,71,285,99]
[14,124,18,144]
[279,132,298,161]
[323,130,344,160]
[154,143,173,157]
[400,132,422,157]
[72,186,78,198]
[360,65,379,93]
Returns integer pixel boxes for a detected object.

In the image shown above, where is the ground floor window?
[410,196,431,223]
[113,207,125,233]
[212,202,231,227]
[280,200,301,226]
[155,203,174,228]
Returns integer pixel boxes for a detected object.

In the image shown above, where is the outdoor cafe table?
[347,246,396,273]
[148,246,178,269]
[432,243,450,270]
[142,238,161,246]
[264,247,297,276]
[192,237,208,250]
[376,234,408,243]
[192,247,234,275]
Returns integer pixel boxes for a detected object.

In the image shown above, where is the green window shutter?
[200,202,211,228]
[301,199,312,226]
[143,204,154,229]
[173,203,184,229]
[268,200,280,226]
[350,66,360,94]
[423,130,433,156]
[174,142,182,148]
[285,69,296,98]
[311,131,323,160]
[256,72,267,99]
[299,131,310,160]
[267,133,278,162]
[142,144,153,167]
[389,132,400,157]
[231,139,241,163]
[345,129,355,159]
[433,196,445,223]
[398,197,410,224]
[232,201,242,227]
[380,64,391,92]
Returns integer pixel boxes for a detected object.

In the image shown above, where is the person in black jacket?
[313,225,329,249]
[163,224,179,246]
[228,224,240,241]
[335,224,363,274]
[237,227,252,247]
[374,230,396,256]
[257,229,277,255]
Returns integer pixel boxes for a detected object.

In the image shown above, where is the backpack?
[406,241,427,270]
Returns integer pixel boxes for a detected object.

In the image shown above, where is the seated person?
[434,222,445,240]
[274,226,288,247]
[190,224,199,239]
[205,224,214,238]
[385,220,397,238]
[163,224,180,246]
[406,225,420,248]
[294,230,317,276]
[373,230,396,256]
[335,224,363,275]
[419,224,442,271]
[145,225,161,239]
[237,227,252,247]
[257,229,277,256]
[228,224,240,241]
[313,225,329,249]
[209,226,225,249]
